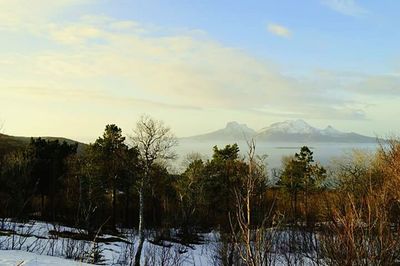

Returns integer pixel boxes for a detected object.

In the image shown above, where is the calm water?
[175,140,378,171]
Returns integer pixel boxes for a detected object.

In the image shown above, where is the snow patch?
[261,119,317,134]
[0,250,92,266]
[260,119,344,136]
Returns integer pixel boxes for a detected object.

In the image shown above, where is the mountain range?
[182,119,378,143]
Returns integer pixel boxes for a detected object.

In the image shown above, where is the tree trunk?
[77,176,83,225]
[125,188,130,226]
[134,180,145,266]
[51,162,56,223]
[41,194,45,218]
[227,239,235,266]
[294,191,298,223]
[112,178,116,230]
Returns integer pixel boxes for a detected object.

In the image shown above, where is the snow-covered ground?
[0,220,317,265]
[0,250,92,266]
[0,220,215,265]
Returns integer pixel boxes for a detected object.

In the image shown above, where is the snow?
[0,220,213,265]
[262,119,317,134]
[0,220,317,265]
[0,250,92,265]
[260,119,344,136]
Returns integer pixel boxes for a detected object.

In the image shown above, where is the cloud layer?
[0,11,365,120]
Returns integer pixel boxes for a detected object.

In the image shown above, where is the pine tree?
[280,146,326,224]
[92,124,128,230]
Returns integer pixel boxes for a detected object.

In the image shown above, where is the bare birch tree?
[130,115,177,266]
[230,139,279,266]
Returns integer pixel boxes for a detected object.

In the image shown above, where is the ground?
[0,250,92,265]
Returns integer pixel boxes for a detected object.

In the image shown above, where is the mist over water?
[175,140,379,170]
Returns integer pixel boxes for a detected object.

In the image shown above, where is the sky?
[1,0,400,142]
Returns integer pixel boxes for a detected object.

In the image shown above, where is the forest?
[1,115,400,265]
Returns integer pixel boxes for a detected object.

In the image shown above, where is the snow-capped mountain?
[181,121,256,141]
[258,119,318,135]
[256,119,376,143]
[182,119,377,143]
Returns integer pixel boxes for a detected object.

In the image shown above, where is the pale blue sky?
[0,0,399,142]
[77,0,399,72]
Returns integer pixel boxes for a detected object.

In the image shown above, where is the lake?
[175,140,379,171]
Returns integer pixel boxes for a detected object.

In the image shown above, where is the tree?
[231,140,269,266]
[280,146,326,224]
[319,140,400,265]
[332,149,376,197]
[175,154,204,229]
[201,144,247,227]
[130,115,177,266]
[119,146,141,227]
[0,150,34,218]
[92,124,129,230]
[29,138,77,221]
[69,145,108,236]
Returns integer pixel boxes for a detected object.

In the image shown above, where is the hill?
[0,134,87,155]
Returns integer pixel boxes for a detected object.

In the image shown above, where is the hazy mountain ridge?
[181,121,256,141]
[182,119,378,143]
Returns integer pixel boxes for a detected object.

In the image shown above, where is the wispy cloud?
[267,23,291,38]
[322,0,368,16]
[3,86,201,111]
[350,74,400,97]
[0,13,369,122]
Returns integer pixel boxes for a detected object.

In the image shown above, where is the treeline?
[0,124,263,231]
[1,116,400,264]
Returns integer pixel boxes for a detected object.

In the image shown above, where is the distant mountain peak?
[182,121,256,141]
[263,119,316,134]
[224,121,256,137]
[321,125,342,135]
[226,121,240,128]
[225,121,251,130]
